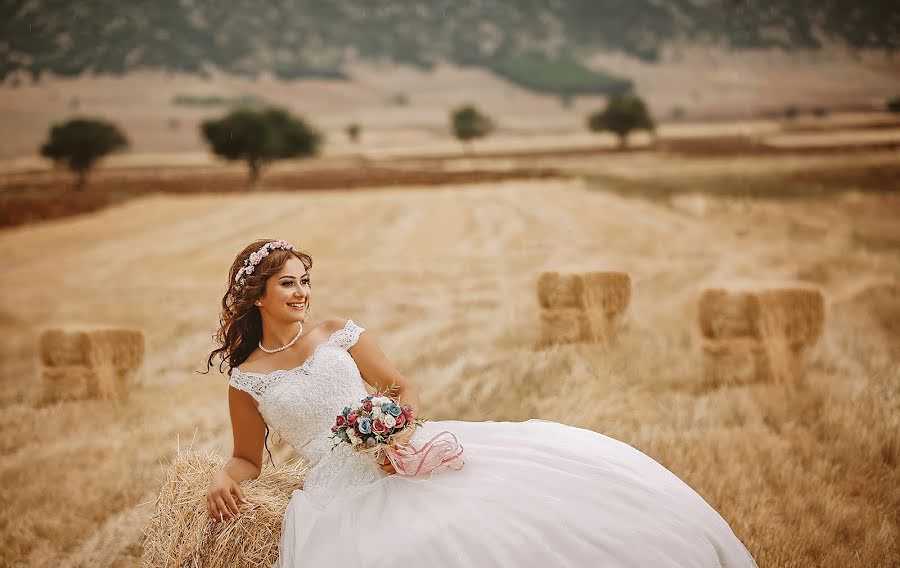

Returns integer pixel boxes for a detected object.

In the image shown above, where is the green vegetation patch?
[487,52,632,97]
[171,94,268,108]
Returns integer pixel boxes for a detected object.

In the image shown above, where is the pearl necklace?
[259,322,303,353]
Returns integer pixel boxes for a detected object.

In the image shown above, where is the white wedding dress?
[229,319,758,567]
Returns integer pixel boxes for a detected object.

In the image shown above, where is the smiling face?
[256,255,311,322]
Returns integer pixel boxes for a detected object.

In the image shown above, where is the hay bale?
[38,329,93,366]
[37,326,144,404]
[537,271,631,346]
[40,364,120,404]
[85,329,145,371]
[698,285,824,346]
[537,271,631,314]
[698,284,825,384]
[539,308,593,345]
[701,338,769,386]
[140,445,307,568]
[698,289,763,340]
[756,288,825,348]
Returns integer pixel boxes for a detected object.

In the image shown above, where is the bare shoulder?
[323,316,353,334]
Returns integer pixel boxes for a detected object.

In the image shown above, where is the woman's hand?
[206,470,247,523]
[376,450,397,475]
[377,427,416,475]
[389,427,415,449]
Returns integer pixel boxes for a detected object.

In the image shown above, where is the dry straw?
[140,442,307,568]
[38,326,144,404]
[537,270,631,346]
[698,283,825,385]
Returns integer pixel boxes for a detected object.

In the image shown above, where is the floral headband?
[233,240,295,289]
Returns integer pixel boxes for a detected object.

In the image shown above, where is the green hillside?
[1,1,896,96]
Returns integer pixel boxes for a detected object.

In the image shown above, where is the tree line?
[40,93,663,190]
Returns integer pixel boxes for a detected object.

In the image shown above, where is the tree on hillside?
[450,104,494,152]
[888,96,900,114]
[346,123,361,144]
[201,107,322,186]
[587,93,655,149]
[39,118,129,190]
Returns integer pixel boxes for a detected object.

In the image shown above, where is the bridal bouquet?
[329,392,465,478]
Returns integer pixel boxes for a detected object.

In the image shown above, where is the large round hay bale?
[141,446,307,568]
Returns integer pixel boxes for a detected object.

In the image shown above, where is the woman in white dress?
[205,239,759,567]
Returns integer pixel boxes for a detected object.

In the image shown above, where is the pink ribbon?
[384,430,465,478]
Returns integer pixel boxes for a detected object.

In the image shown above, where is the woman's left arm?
[348,326,422,414]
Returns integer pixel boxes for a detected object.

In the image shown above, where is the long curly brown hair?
[202,239,314,467]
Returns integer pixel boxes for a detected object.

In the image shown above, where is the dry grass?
[140,442,306,568]
[0,151,898,567]
[0,163,564,229]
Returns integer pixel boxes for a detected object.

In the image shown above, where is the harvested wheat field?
[0,153,898,566]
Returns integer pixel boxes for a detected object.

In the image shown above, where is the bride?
[206,239,759,567]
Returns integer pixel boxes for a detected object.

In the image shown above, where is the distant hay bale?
[37,326,144,404]
[701,338,768,385]
[698,286,825,345]
[698,284,825,385]
[539,307,593,344]
[140,445,307,568]
[41,365,119,404]
[537,271,631,346]
[38,329,93,366]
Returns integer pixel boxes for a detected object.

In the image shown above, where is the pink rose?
[335,415,346,426]
[372,419,387,434]
[394,413,407,428]
[362,400,373,411]
[403,408,414,422]
[347,411,359,425]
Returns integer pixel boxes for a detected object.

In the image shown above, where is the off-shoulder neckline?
[232,319,357,378]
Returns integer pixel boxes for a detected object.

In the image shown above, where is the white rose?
[348,431,362,446]
[372,407,383,419]
[382,414,396,428]
[375,397,390,405]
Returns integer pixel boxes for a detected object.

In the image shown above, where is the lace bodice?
[229,319,385,505]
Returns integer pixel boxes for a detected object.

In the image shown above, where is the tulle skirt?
[274,418,758,568]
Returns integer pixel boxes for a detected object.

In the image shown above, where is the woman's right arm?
[206,386,267,522]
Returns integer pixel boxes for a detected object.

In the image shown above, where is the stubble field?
[0,142,898,567]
